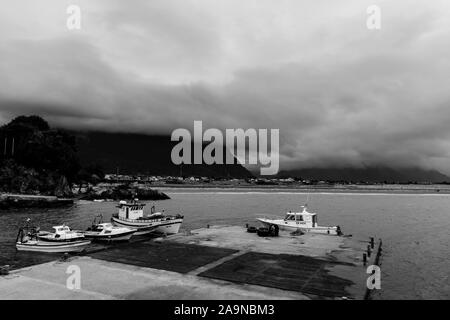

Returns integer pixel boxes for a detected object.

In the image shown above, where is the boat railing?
[112,213,182,223]
[254,213,283,220]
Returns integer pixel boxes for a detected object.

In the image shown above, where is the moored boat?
[111,200,183,235]
[15,223,90,253]
[16,240,91,253]
[84,215,136,241]
[257,205,342,235]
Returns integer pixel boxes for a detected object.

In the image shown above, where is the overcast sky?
[1,0,450,172]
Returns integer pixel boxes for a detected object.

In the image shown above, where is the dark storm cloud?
[1,0,450,172]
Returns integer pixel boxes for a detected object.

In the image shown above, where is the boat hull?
[37,235,85,242]
[16,240,91,253]
[84,230,136,241]
[110,217,156,235]
[257,218,339,235]
[111,215,183,235]
[154,222,182,235]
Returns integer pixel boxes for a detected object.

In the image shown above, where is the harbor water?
[1,188,449,299]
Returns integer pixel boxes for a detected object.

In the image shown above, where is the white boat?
[37,225,85,242]
[111,201,183,235]
[16,240,91,253]
[257,205,342,235]
[15,224,90,253]
[84,215,136,241]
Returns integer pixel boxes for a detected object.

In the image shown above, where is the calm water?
[1,188,449,299]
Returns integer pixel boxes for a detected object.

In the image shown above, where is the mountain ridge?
[74,131,253,178]
[276,167,450,183]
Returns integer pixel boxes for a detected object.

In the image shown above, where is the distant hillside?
[74,131,253,178]
[277,167,450,183]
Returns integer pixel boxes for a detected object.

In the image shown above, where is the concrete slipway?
[0,225,381,300]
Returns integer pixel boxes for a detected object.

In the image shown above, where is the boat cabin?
[53,225,72,234]
[97,223,113,229]
[117,201,146,220]
[91,223,114,231]
[284,206,317,227]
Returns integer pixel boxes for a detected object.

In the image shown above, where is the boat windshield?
[284,214,303,221]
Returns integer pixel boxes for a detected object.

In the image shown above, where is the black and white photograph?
[0,0,449,311]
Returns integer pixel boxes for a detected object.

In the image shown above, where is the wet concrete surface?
[200,252,354,298]
[88,241,237,273]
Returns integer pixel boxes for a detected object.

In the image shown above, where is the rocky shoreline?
[80,184,170,201]
[0,184,169,209]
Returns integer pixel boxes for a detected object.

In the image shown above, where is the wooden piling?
[374,238,383,266]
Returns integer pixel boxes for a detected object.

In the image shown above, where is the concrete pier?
[0,225,381,300]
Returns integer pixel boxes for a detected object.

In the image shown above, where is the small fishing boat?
[84,215,136,241]
[111,200,183,235]
[257,205,342,235]
[15,223,90,253]
[16,240,91,253]
[37,225,85,242]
